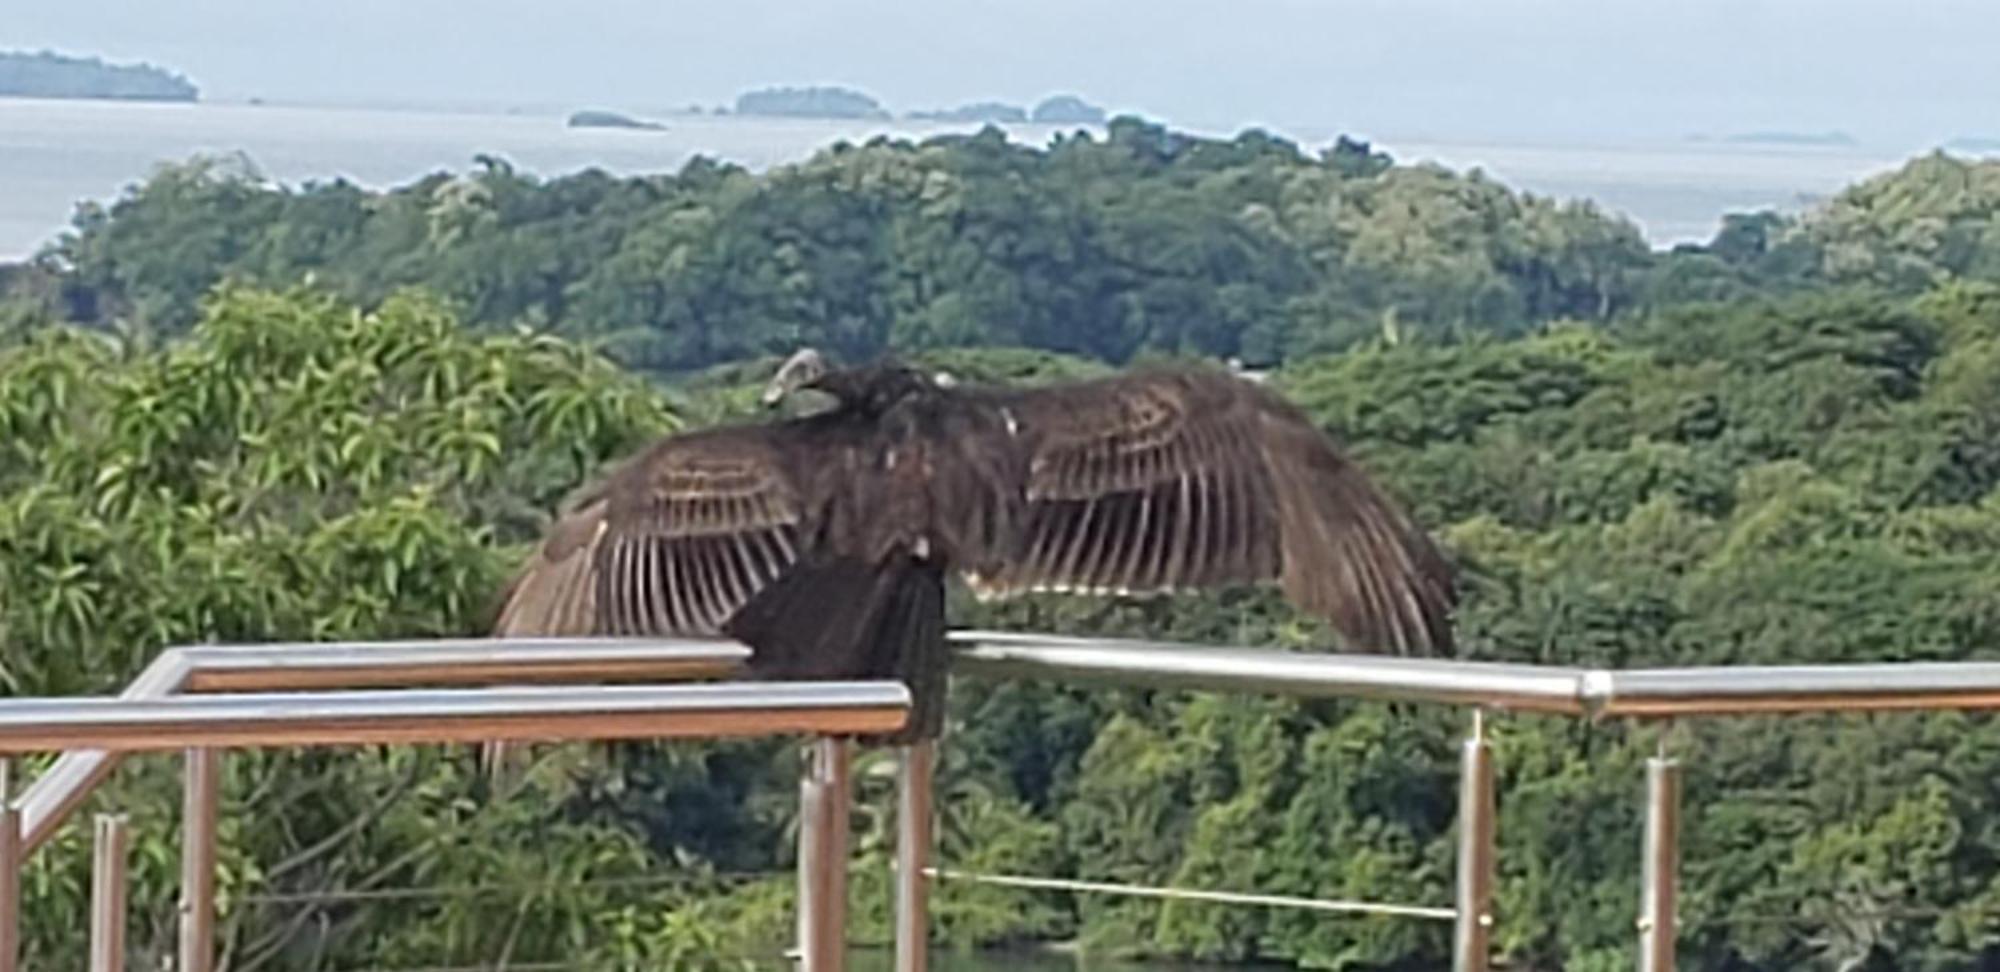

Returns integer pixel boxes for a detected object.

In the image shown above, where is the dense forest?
[31,119,1997,380]
[2,122,2000,970]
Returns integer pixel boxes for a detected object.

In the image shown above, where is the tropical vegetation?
[2,122,1999,970]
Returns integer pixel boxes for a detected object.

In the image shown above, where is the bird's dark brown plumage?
[492,354,1457,746]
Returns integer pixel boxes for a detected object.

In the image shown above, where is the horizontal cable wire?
[244,866,1451,921]
[924,867,1455,921]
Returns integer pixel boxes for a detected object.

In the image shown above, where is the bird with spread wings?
[491,349,1457,746]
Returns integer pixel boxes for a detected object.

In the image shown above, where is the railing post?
[0,759,19,972]
[895,741,935,972]
[181,747,220,972]
[797,737,852,972]
[1639,754,1681,972]
[91,813,129,972]
[1453,711,1495,972]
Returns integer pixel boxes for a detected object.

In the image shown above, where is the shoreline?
[0,98,1945,258]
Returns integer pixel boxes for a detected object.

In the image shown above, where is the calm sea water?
[0,96,1922,260]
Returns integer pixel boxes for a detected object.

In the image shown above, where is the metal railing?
[931,631,2000,972]
[0,666,902,972]
[950,630,2000,717]
[10,630,2000,972]
[16,636,750,853]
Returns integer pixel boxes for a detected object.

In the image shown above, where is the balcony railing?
[8,630,2000,972]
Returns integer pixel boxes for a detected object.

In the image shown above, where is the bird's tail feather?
[875,558,946,744]
[725,553,947,744]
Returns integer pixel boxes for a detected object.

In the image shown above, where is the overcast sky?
[10,0,1997,149]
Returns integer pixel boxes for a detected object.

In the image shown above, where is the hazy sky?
[11,0,1998,148]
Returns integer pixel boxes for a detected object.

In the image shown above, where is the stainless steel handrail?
[0,678,899,972]
[18,629,2000,972]
[1588,662,2000,717]
[949,631,1589,713]
[930,632,2000,972]
[14,637,750,853]
[0,682,907,752]
[950,631,2000,718]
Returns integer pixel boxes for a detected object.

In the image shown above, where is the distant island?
[1704,130,1856,147]
[1946,136,2000,154]
[908,101,1028,124]
[1029,94,1107,124]
[566,109,666,131]
[733,85,890,119]
[726,86,1112,125]
[0,49,198,102]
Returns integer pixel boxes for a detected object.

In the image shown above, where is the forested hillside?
[26,121,1657,368]
[33,121,2000,379]
[2,123,2000,970]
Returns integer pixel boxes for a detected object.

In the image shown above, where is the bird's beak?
[763,348,827,408]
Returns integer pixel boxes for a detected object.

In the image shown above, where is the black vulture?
[491,349,1457,746]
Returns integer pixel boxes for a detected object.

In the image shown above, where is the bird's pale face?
[768,354,938,417]
[762,348,829,408]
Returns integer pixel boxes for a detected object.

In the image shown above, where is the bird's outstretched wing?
[957,366,1457,656]
[492,423,828,637]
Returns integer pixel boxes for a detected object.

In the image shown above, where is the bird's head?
[763,348,941,416]
[762,348,831,408]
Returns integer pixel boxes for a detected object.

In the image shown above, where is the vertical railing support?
[181,747,220,972]
[1453,711,1496,972]
[1639,754,1681,972]
[90,813,129,972]
[797,737,852,972]
[895,741,935,972]
[0,759,20,972]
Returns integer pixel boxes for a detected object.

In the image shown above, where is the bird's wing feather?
[958,366,1456,655]
[492,424,818,637]
[958,368,1280,594]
